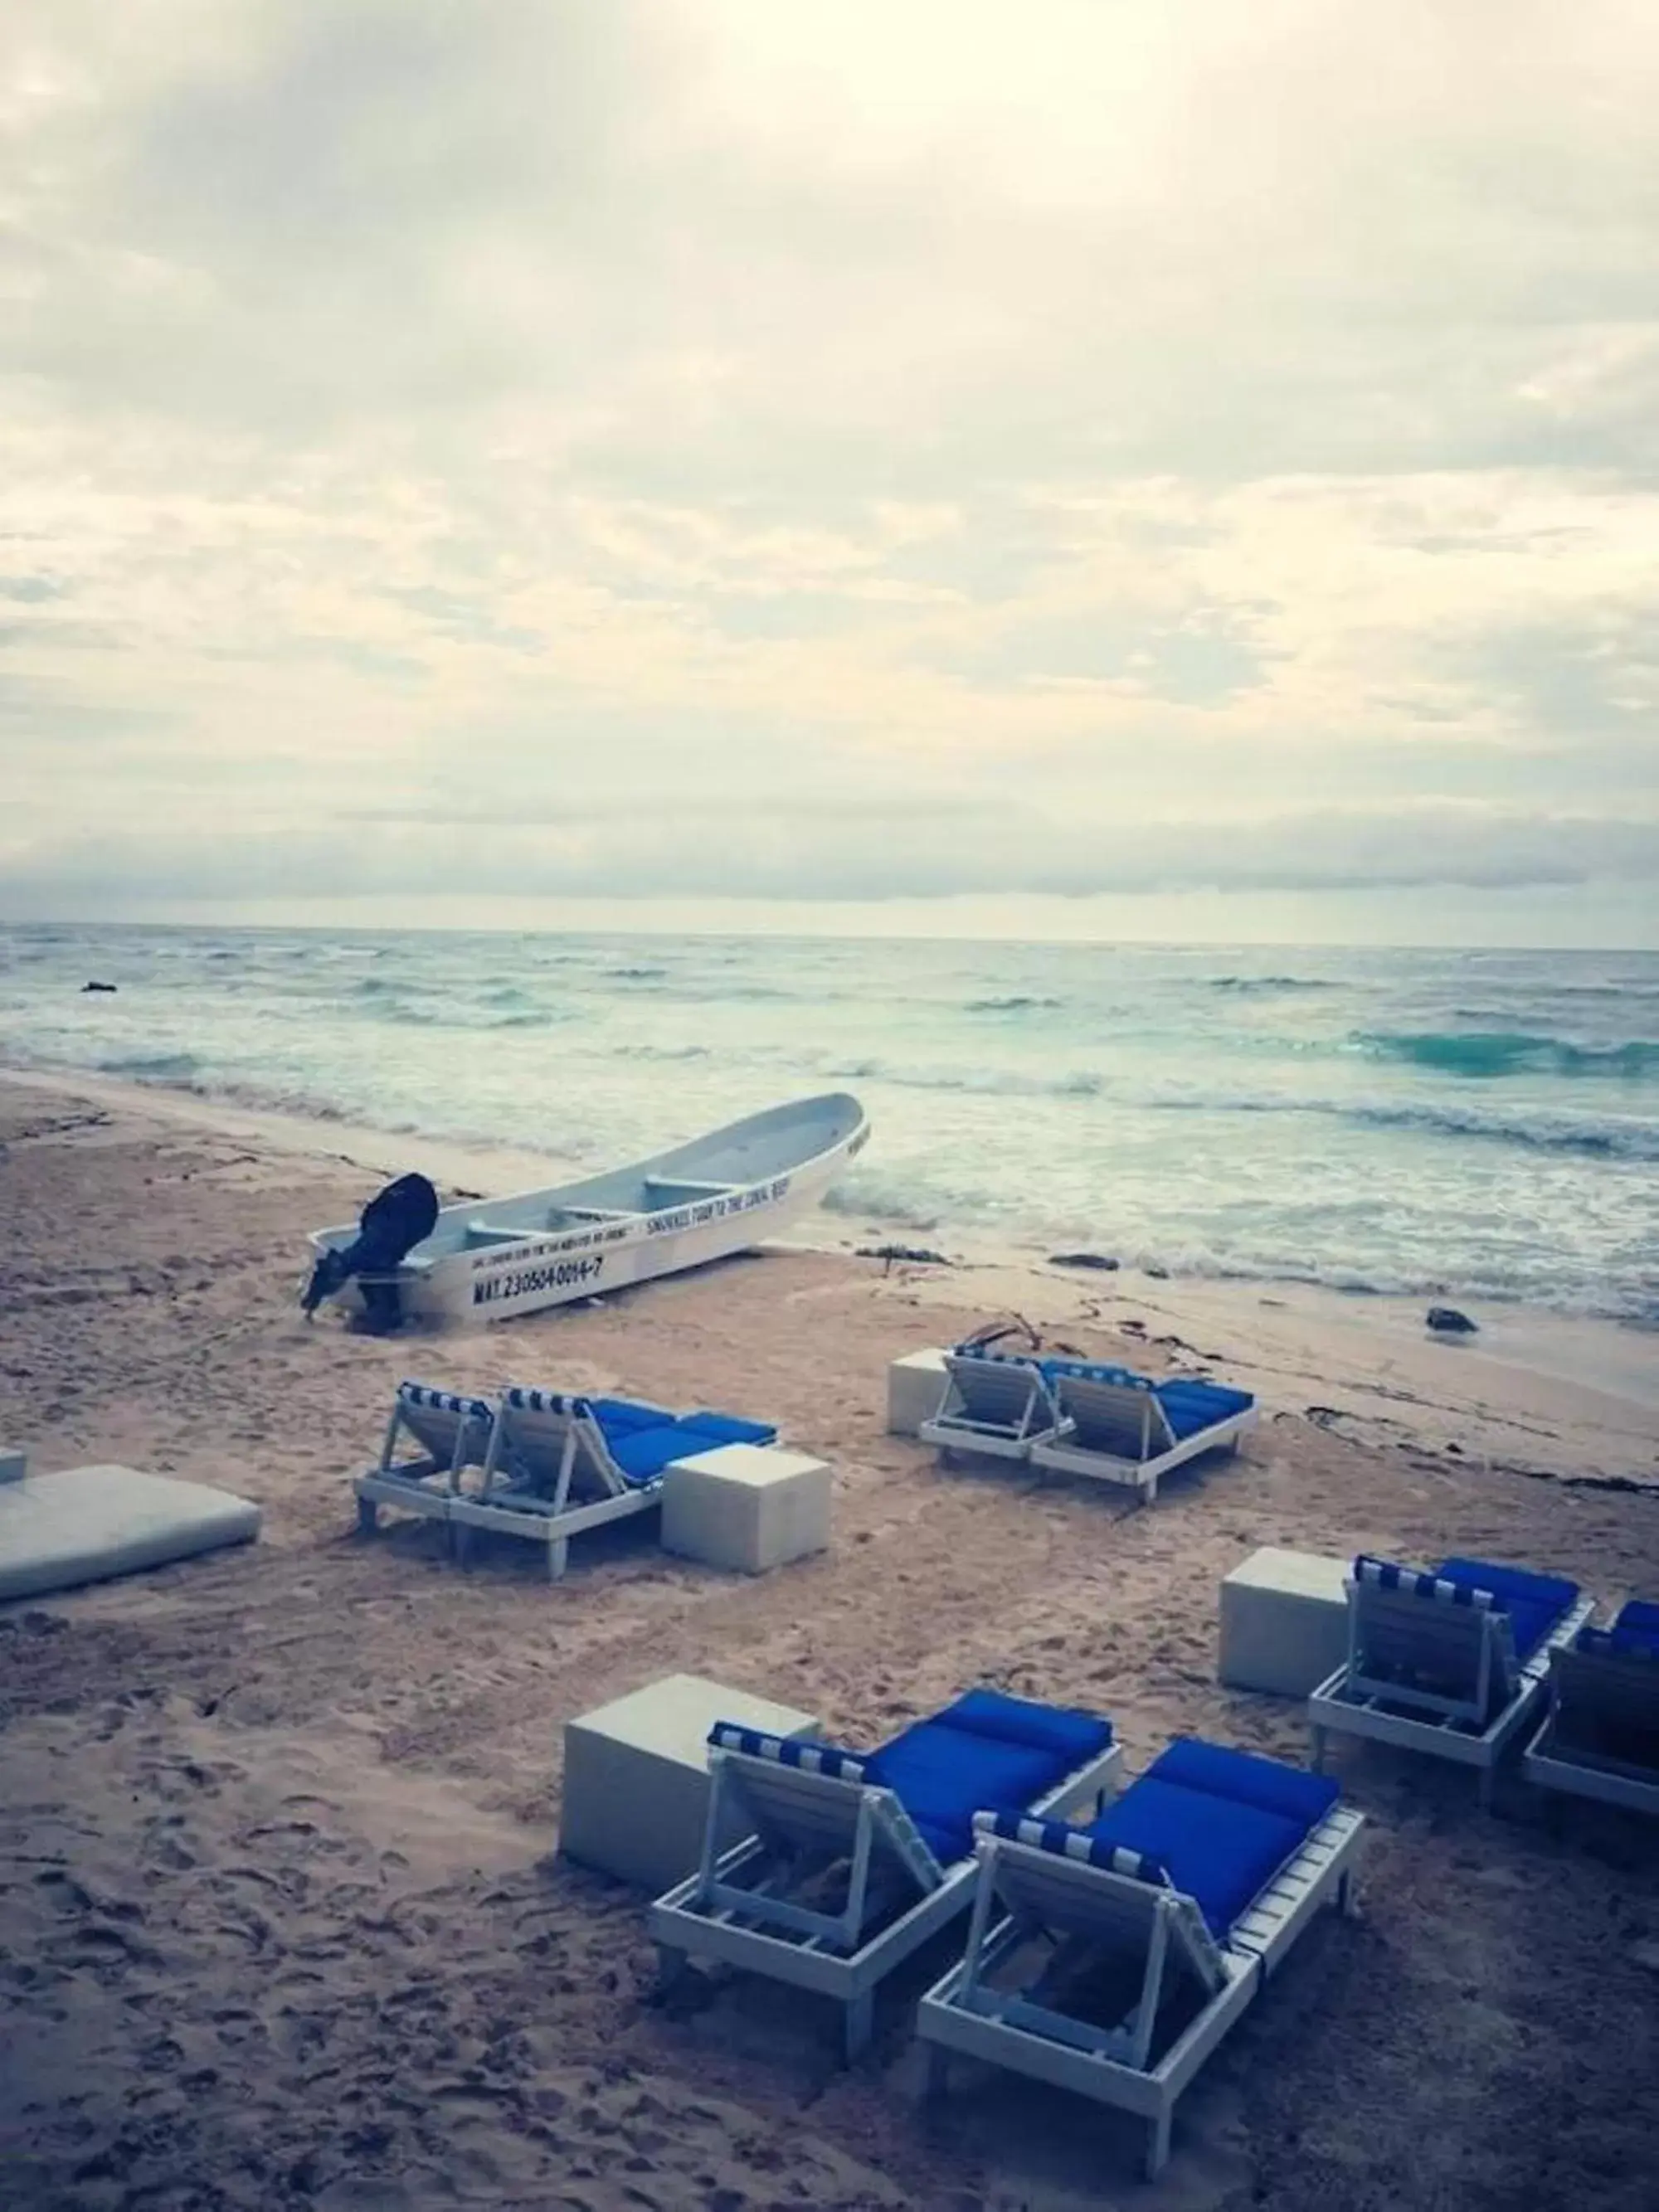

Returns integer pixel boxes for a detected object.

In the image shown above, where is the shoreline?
[6,1064,1656,1483]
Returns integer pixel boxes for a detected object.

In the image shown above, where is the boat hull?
[306,1093,868,1328]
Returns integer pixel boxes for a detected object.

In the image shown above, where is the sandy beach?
[2,1071,1657,2212]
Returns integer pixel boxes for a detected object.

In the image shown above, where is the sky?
[2,1,1657,946]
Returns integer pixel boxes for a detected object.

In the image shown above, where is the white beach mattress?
[0,1465,261,1602]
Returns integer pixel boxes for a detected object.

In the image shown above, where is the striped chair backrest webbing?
[395,1380,496,1467]
[1348,1555,1512,1720]
[707,1722,944,1888]
[973,1809,1169,1884]
[1353,1556,1495,1610]
[1052,1371,1175,1462]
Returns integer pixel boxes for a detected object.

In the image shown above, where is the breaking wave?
[1148,1089,1659,1160]
[1357,1029,1659,1082]
[825,1058,1102,1100]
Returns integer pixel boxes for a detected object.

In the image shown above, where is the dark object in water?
[302,1173,440,1332]
[1427,1305,1478,1335]
[1048,1251,1119,1271]
[83,980,117,993]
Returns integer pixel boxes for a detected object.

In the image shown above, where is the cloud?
[7,803,1653,917]
[1,1,1656,936]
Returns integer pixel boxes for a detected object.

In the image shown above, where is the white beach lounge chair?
[918,1349,1061,1461]
[1029,1366,1257,1501]
[917,1737,1364,2177]
[649,1689,1122,2061]
[1308,1553,1594,1806]
[448,1388,777,1581]
[1522,1602,1659,1817]
[354,1380,498,1536]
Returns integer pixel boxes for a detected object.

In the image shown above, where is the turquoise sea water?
[2,926,1656,1322]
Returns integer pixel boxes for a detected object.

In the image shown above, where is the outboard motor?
[302,1172,440,1332]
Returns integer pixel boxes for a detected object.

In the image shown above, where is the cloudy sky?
[3,1,1657,944]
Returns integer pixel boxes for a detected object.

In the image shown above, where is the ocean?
[2,924,1656,1324]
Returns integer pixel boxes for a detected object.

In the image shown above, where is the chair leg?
[654,1943,687,1995]
[923,2044,950,2100]
[844,1991,874,2064]
[1309,1725,1326,1774]
[453,1521,470,1568]
[1478,1762,1496,1812]
[547,1536,569,1583]
[356,1497,378,1535]
[1146,2104,1174,2179]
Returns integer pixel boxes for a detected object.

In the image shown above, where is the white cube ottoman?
[561,1672,819,1889]
[887,1347,949,1437]
[661,1443,831,1574]
[1219,1546,1352,1698]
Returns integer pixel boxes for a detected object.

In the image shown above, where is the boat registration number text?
[472,1256,604,1307]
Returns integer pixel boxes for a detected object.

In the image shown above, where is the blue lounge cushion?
[865,1723,1063,1866]
[939,1688,1113,1764]
[602,1423,695,1482]
[864,1690,1112,1864]
[1613,1598,1659,1655]
[1081,1738,1337,1936]
[1576,1625,1659,1662]
[1433,1556,1579,1661]
[679,1411,779,1446]
[1088,1778,1306,1937]
[1146,1737,1339,1827]
[589,1396,674,1435]
[1154,1378,1255,1437]
[591,1402,776,1480]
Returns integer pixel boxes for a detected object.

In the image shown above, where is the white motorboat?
[304,1091,868,1326]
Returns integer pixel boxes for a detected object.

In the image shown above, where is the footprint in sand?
[36,1869,98,1913]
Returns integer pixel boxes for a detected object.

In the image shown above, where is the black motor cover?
[302,1172,440,1328]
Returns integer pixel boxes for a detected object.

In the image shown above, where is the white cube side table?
[887,1348,949,1437]
[1219,1546,1352,1698]
[661,1444,832,1574]
[561,1672,819,1889]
